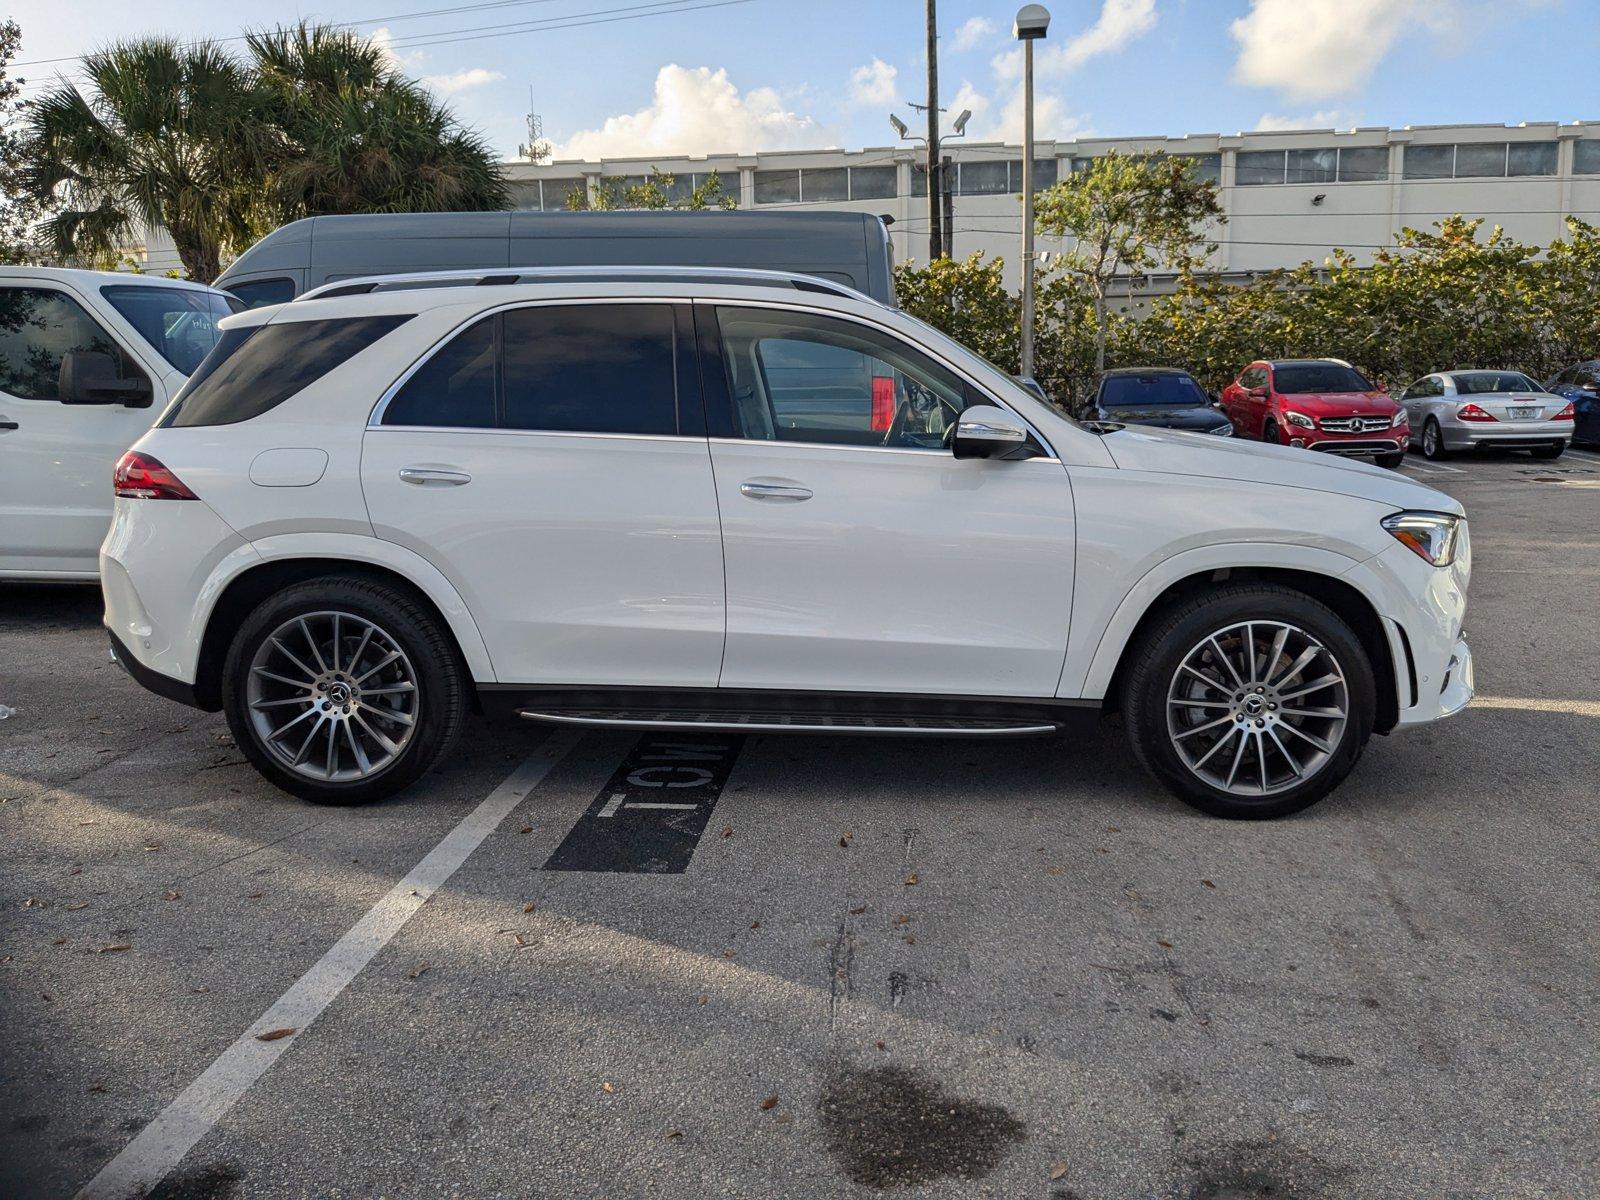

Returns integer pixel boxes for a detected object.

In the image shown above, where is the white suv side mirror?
[951,405,1033,460]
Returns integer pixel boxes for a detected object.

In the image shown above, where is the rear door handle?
[739,481,812,502]
[0,419,17,431]
[399,467,472,487]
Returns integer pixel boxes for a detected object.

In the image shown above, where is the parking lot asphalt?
[2,448,1597,1200]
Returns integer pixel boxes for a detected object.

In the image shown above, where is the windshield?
[1101,373,1207,407]
[101,284,243,375]
[1453,371,1540,394]
[1273,364,1374,394]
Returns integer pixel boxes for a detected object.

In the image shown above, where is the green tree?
[17,37,263,281]
[247,24,507,223]
[0,19,52,262]
[564,166,738,211]
[1033,150,1223,372]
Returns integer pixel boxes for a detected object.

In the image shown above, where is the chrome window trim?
[708,436,1059,463]
[698,296,1060,460]
[367,426,699,445]
[368,296,683,430]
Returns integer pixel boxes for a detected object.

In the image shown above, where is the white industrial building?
[501,121,1600,291]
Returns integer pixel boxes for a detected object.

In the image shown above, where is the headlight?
[1382,511,1463,567]
[1208,422,1233,436]
[1283,410,1315,429]
[1390,409,1409,428]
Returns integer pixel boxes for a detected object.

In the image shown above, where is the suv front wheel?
[1122,585,1376,819]
[222,577,467,804]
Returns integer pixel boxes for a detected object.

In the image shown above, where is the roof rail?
[297,265,875,305]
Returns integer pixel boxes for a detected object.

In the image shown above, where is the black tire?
[1530,443,1565,460]
[1375,450,1405,469]
[1261,419,1280,445]
[222,576,467,804]
[1121,584,1377,819]
[1421,418,1450,460]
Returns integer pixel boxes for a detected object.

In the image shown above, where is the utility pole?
[941,155,955,259]
[1014,5,1050,380]
[925,0,942,261]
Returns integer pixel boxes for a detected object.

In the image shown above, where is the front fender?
[1064,541,1376,700]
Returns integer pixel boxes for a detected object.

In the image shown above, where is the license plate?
[1508,406,1540,419]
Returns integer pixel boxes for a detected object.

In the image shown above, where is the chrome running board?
[515,709,1061,737]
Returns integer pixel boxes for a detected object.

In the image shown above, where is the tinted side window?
[228,277,297,309]
[166,315,411,427]
[501,304,676,435]
[0,286,142,401]
[383,316,496,428]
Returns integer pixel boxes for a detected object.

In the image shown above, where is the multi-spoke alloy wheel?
[245,610,420,783]
[1165,621,1349,798]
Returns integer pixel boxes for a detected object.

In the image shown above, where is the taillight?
[113,451,198,500]
[1456,403,1497,423]
[870,377,896,431]
[1551,401,1575,421]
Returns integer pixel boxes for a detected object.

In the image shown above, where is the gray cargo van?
[215,210,896,308]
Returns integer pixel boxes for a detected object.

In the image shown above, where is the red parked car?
[1221,359,1408,468]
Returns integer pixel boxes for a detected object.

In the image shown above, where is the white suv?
[101,268,1474,818]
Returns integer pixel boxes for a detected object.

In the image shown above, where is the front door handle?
[739,481,812,502]
[0,418,17,431]
[399,466,472,487]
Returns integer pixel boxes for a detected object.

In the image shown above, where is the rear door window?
[0,285,146,401]
[164,315,411,427]
[500,304,677,434]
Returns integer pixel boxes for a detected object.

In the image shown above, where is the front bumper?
[1289,427,1408,456]
[1436,638,1474,718]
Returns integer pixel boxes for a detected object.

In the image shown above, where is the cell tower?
[518,88,552,163]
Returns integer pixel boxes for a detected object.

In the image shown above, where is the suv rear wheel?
[222,577,467,804]
[1122,585,1376,819]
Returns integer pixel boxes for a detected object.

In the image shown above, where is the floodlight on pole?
[1014,4,1050,381]
[953,109,972,136]
[889,114,910,140]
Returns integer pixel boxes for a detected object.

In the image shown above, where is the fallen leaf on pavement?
[163,890,181,902]
[255,1028,295,1041]
[902,934,916,945]
[903,872,918,886]
[96,944,131,954]
[721,826,734,839]
[143,844,161,852]
[51,938,65,946]
[1045,866,1066,877]
[759,1094,779,1111]
[65,901,89,911]
[696,995,708,1005]
[838,832,853,847]
[76,820,97,827]
[513,933,528,947]
[601,1081,615,1093]
[408,961,430,980]
[1050,1160,1069,1180]
[519,826,532,834]
[665,1128,683,1139]
[849,905,868,915]
[1201,879,1216,889]
[87,1084,106,1094]
[523,902,536,913]
[1157,939,1173,949]
[875,1041,886,1050]
[750,920,760,929]
[892,914,911,925]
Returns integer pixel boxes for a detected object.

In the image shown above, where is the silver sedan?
[1400,370,1574,461]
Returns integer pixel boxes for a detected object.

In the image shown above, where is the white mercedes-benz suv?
[101,268,1473,819]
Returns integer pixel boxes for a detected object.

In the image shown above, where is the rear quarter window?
[164,315,411,427]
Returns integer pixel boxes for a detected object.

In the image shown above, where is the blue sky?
[9,0,1599,161]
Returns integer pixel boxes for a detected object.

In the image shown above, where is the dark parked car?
[1086,368,1233,436]
[1544,360,1600,445]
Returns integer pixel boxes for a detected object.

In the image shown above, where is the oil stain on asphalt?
[817,1063,1026,1188]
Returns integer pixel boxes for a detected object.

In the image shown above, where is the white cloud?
[369,27,426,73]
[1254,109,1358,132]
[848,58,898,109]
[947,79,1086,144]
[423,67,505,95]
[951,17,995,52]
[551,65,829,159]
[994,0,1157,79]
[1230,0,1455,101]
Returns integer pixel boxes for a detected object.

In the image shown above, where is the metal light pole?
[925,0,942,261]
[1014,5,1050,381]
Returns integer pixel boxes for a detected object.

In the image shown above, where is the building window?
[850,165,897,200]
[1337,146,1388,182]
[538,179,584,209]
[1286,147,1337,184]
[1507,142,1557,176]
[1403,141,1558,180]
[802,166,849,202]
[1403,144,1455,179]
[1005,158,1059,192]
[1236,150,1286,185]
[1179,154,1222,185]
[956,160,1009,195]
[910,163,929,197]
[1576,139,1600,175]
[754,169,801,204]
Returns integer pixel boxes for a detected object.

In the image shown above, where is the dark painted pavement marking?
[543,734,746,873]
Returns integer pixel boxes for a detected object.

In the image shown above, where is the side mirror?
[59,350,153,408]
[952,405,1034,460]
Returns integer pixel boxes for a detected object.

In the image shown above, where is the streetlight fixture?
[1014,3,1050,382]
[889,114,910,140]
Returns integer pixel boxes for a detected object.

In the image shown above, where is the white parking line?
[1402,461,1448,476]
[1472,696,1600,718]
[74,730,585,1200]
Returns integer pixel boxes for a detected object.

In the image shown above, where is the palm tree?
[247,24,507,221]
[20,38,265,282]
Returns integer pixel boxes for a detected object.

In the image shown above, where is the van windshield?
[101,285,243,375]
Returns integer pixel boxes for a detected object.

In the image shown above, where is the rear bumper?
[1443,425,1571,450]
[107,628,206,709]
